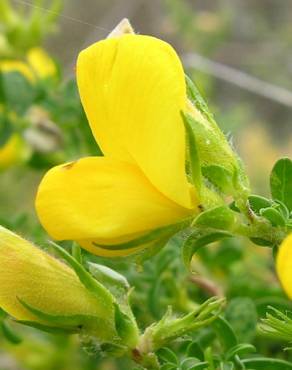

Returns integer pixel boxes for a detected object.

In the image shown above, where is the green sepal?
[270,157,292,211]
[202,165,234,194]
[185,74,215,124]
[1,320,22,344]
[260,207,286,227]
[93,219,191,251]
[15,320,77,335]
[192,206,237,231]
[181,111,202,191]
[18,297,97,330]
[50,242,113,304]
[114,303,139,349]
[182,229,232,269]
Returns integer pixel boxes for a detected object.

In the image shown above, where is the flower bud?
[0,226,139,349]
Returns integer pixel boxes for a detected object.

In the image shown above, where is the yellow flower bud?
[0,226,118,340]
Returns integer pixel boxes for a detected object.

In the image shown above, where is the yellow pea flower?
[26,47,57,79]
[35,33,201,257]
[0,47,56,82]
[0,134,30,170]
[276,234,292,298]
[0,225,118,340]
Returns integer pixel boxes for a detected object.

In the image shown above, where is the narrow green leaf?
[270,158,292,211]
[187,342,204,361]
[242,358,292,369]
[212,316,237,350]
[225,343,256,360]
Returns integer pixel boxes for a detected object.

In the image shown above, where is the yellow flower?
[0,134,30,170]
[276,234,292,298]
[26,47,57,79]
[0,47,56,82]
[35,34,200,257]
[0,225,118,339]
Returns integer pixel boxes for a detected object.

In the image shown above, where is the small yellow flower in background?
[0,60,34,81]
[36,28,201,257]
[276,234,292,298]
[0,226,118,340]
[0,47,56,82]
[26,47,57,79]
[0,134,29,170]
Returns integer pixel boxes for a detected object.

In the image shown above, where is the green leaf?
[182,112,202,191]
[270,158,292,211]
[212,316,237,351]
[202,165,234,194]
[248,195,272,215]
[187,342,204,361]
[274,200,290,220]
[188,362,209,370]
[242,358,292,369]
[193,206,237,231]
[225,343,256,360]
[182,229,232,269]
[0,71,35,113]
[0,113,14,147]
[225,297,258,342]
[250,237,274,247]
[260,207,286,227]
[157,347,178,365]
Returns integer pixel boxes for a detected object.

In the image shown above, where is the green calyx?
[184,75,250,199]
